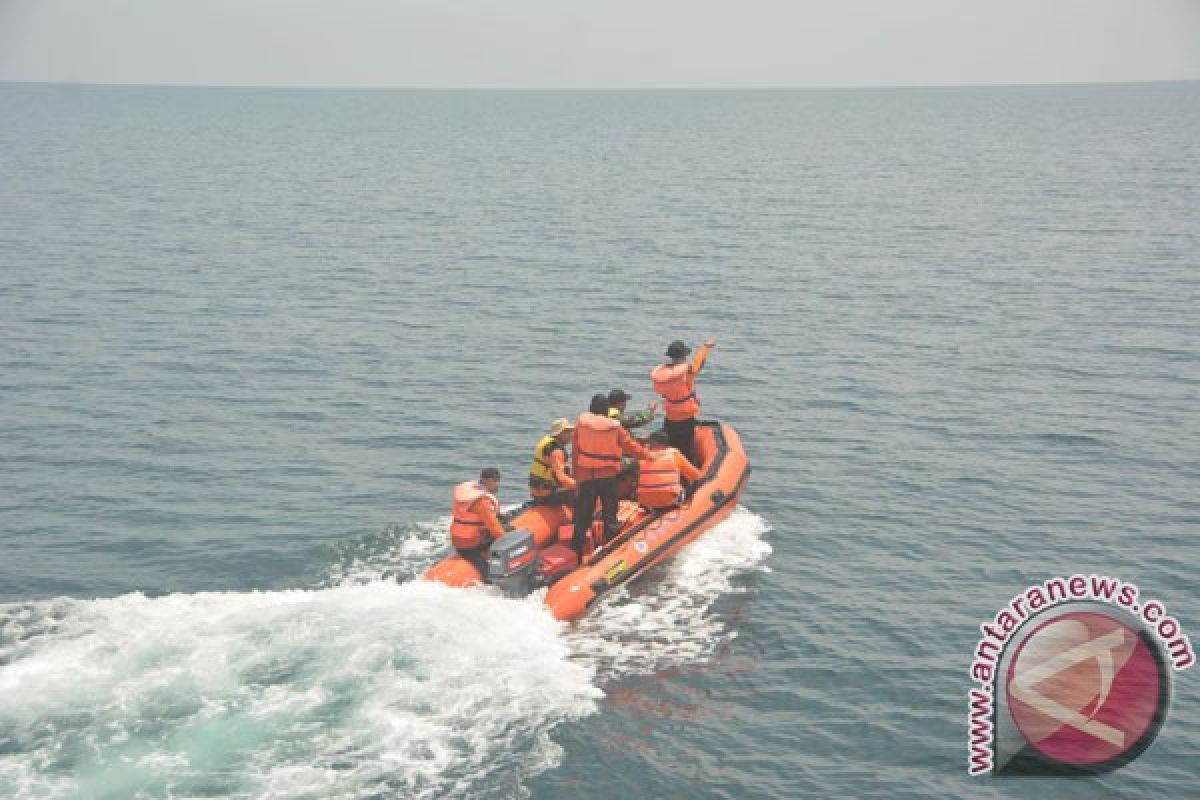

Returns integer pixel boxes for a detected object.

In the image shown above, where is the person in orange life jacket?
[637,431,701,509]
[650,337,715,466]
[571,393,650,556]
[528,418,577,505]
[449,467,510,582]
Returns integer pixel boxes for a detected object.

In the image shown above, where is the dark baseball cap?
[607,388,631,403]
[666,340,691,358]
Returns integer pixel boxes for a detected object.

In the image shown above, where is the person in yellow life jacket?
[650,337,716,466]
[571,393,650,557]
[637,431,701,509]
[449,467,509,582]
[529,418,577,505]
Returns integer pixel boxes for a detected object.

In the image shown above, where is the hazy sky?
[2,0,1199,88]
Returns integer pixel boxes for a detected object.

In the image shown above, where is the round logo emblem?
[1005,610,1169,769]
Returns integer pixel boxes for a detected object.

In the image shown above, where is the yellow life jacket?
[529,435,561,489]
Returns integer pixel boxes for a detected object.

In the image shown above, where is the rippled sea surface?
[1,82,1197,798]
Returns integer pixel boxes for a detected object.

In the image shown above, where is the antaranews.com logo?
[967,574,1193,776]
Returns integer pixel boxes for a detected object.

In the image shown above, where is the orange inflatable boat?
[423,420,750,621]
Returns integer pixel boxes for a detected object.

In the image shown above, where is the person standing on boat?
[449,467,508,582]
[637,431,701,509]
[528,418,577,505]
[651,337,716,466]
[572,394,650,556]
[606,388,656,430]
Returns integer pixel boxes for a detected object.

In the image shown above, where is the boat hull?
[423,420,751,621]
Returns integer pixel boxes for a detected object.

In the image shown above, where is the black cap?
[666,340,691,358]
[589,393,610,414]
[607,388,630,404]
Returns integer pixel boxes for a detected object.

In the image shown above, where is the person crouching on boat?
[449,467,509,582]
[529,418,577,506]
[572,394,650,556]
[637,431,701,509]
[651,337,715,467]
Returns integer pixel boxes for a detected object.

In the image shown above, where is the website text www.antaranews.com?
[967,574,1194,775]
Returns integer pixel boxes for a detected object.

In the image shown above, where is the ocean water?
[1,81,1197,798]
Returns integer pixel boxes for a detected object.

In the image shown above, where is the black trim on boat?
[585,422,750,605]
[582,419,728,568]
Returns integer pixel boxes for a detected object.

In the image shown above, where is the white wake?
[0,507,770,799]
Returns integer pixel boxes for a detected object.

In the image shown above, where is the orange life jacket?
[574,412,623,472]
[449,480,498,549]
[651,362,700,421]
[637,448,684,508]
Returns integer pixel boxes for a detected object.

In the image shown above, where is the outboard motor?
[487,530,537,598]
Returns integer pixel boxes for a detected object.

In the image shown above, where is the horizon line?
[3,77,1199,93]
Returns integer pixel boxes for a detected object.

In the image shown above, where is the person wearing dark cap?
[606,388,657,430]
[571,393,650,557]
[650,337,716,466]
